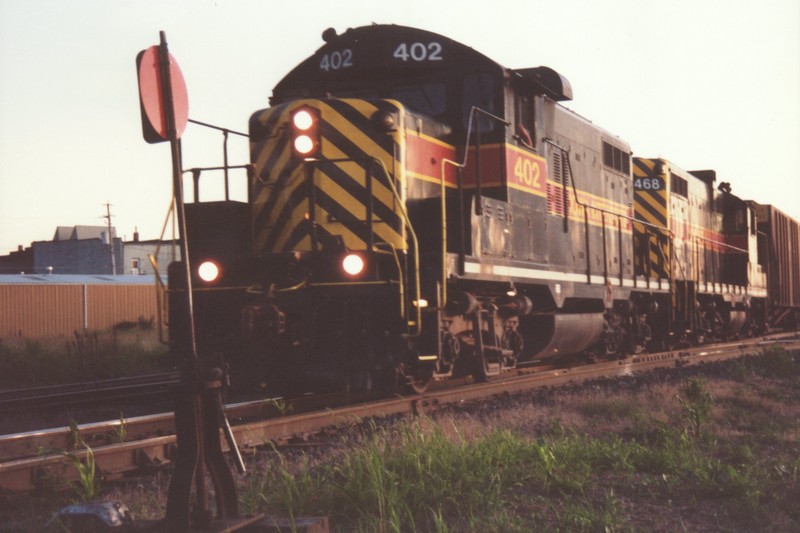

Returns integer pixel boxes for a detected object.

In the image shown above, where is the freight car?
[754,203,800,330]
[170,24,796,394]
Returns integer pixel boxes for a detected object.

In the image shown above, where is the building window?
[131,258,140,275]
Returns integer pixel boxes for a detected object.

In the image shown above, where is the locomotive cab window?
[734,208,747,233]
[463,73,501,134]
[515,94,535,150]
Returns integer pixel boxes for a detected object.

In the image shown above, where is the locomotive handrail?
[464,106,511,216]
[440,157,462,310]
[300,155,422,337]
[545,137,680,288]
[182,164,254,203]
[543,139,672,231]
[692,235,750,290]
[438,107,510,310]
[459,106,511,168]
[691,235,749,255]
[270,279,307,293]
[186,119,249,201]
[370,157,422,337]
[187,118,248,138]
[306,280,400,288]
[373,241,407,319]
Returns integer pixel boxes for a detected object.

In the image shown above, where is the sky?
[1,0,798,255]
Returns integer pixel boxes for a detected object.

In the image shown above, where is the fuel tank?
[522,312,605,359]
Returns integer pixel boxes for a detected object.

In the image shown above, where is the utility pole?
[102,202,117,275]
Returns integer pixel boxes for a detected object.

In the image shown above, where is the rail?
[0,372,181,413]
[2,333,797,494]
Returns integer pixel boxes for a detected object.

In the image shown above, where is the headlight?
[197,261,220,283]
[291,106,320,159]
[342,254,365,277]
[292,109,315,131]
[293,134,316,156]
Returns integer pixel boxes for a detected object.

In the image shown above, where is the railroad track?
[1,333,798,494]
[0,372,181,413]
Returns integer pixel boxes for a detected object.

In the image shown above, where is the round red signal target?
[137,46,189,141]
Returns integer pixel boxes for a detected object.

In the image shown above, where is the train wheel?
[472,351,491,382]
[407,365,433,394]
[631,339,647,355]
[396,360,432,394]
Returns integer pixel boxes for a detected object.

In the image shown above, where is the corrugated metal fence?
[0,276,160,338]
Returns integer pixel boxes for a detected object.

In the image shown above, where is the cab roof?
[271,24,572,103]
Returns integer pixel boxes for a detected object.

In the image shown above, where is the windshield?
[390,83,446,116]
[320,81,447,117]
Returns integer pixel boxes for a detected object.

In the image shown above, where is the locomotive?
[171,24,799,394]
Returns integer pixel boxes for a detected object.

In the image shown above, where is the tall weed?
[64,444,101,501]
[677,378,714,436]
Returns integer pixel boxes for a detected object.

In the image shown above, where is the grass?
[2,347,799,531]
[239,413,791,532]
[0,322,171,389]
[234,347,800,532]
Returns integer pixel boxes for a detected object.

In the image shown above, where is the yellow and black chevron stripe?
[632,158,670,279]
[250,99,406,254]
